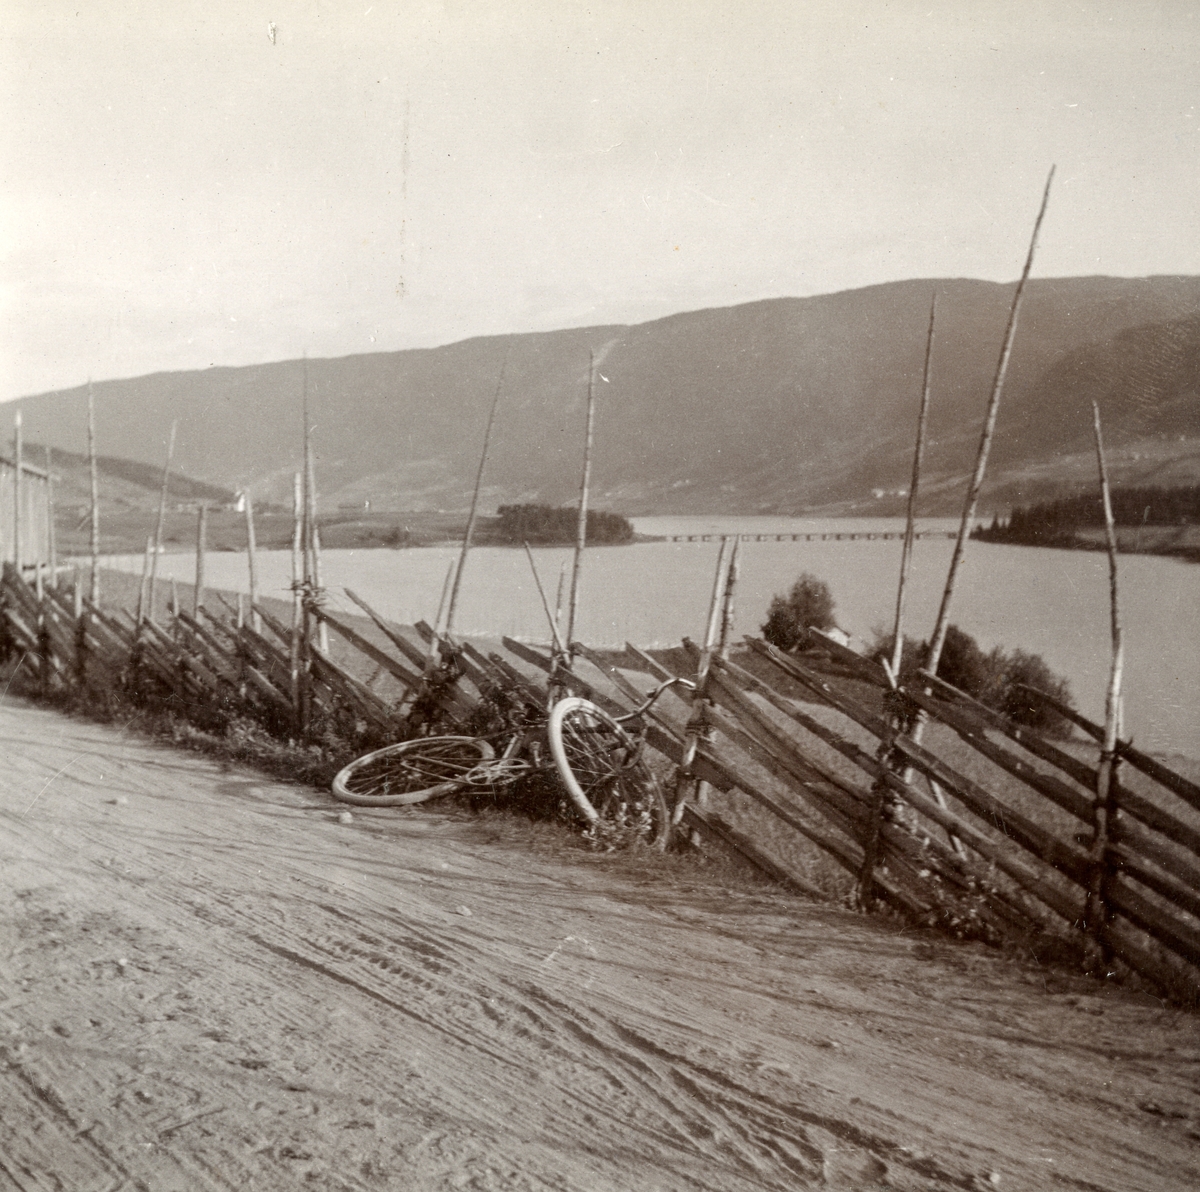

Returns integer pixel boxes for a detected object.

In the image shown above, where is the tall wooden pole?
[1093,402,1124,753]
[553,562,566,646]
[87,381,101,605]
[305,426,328,654]
[147,420,177,624]
[301,359,329,653]
[717,536,741,660]
[193,504,207,618]
[524,541,567,658]
[136,535,153,623]
[301,355,311,590]
[696,537,731,691]
[926,167,1054,674]
[44,446,57,587]
[1085,401,1125,956]
[13,410,22,575]
[565,350,598,660]
[444,356,507,639]
[677,537,730,818]
[290,471,303,730]
[244,491,260,632]
[290,472,302,630]
[434,556,456,634]
[889,292,937,680]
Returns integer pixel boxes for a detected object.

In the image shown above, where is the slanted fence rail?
[2,563,1195,1002]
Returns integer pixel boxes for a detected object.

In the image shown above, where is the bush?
[869,623,1075,737]
[868,630,924,686]
[761,573,837,652]
[936,624,995,702]
[992,648,1075,733]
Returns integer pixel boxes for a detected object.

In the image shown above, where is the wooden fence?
[2,562,1196,1002]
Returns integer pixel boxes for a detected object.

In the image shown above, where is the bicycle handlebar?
[613,675,696,723]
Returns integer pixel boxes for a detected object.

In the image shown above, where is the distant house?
[0,455,52,575]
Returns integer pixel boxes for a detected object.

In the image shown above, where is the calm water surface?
[106,516,1198,757]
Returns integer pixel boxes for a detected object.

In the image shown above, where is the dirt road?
[2,699,1197,1191]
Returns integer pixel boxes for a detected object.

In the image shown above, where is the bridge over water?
[664,530,958,543]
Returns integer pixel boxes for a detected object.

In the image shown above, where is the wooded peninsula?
[973,484,1200,562]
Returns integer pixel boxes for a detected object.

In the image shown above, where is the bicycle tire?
[547,697,671,850]
[332,736,494,806]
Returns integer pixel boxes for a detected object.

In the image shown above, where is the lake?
[102,516,1199,758]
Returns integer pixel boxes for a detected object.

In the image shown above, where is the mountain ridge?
[9,274,1200,516]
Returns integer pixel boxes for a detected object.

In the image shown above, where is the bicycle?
[331,675,694,850]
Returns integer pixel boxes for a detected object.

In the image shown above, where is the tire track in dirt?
[4,700,1200,1191]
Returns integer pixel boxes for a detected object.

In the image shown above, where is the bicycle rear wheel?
[547,697,671,850]
[332,736,494,806]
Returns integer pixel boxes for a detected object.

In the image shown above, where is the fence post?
[44,445,58,588]
[87,381,101,605]
[675,538,730,827]
[244,491,260,633]
[862,297,936,906]
[74,572,89,691]
[1084,401,1125,966]
[193,505,207,618]
[36,565,52,697]
[13,410,22,576]
[136,536,153,624]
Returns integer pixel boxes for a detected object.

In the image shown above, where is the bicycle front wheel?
[332,736,494,806]
[547,697,671,850]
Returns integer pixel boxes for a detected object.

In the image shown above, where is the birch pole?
[87,381,101,604]
[695,538,731,693]
[1085,400,1124,955]
[1093,402,1124,760]
[565,350,598,662]
[193,504,207,618]
[136,536,153,624]
[889,292,936,680]
[717,536,741,660]
[290,471,303,727]
[444,356,507,639]
[244,491,260,632]
[44,446,57,587]
[925,166,1054,675]
[147,420,177,624]
[303,389,329,654]
[865,292,935,901]
[300,356,313,661]
[553,562,567,650]
[433,556,456,639]
[13,410,22,575]
[524,541,567,658]
[678,538,731,816]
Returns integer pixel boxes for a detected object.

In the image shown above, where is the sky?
[1,0,1197,401]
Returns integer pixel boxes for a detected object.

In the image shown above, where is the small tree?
[761,573,836,652]
[935,624,993,700]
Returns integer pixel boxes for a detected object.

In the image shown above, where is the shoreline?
[971,526,1200,565]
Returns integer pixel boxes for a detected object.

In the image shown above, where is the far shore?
[971,522,1200,564]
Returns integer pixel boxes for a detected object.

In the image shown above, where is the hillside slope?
[10,275,1200,515]
[27,444,236,557]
